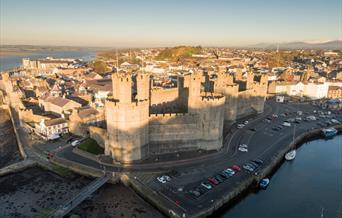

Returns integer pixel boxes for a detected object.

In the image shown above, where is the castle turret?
[112,72,132,103]
[246,70,254,90]
[106,72,149,163]
[136,72,150,101]
[235,68,243,81]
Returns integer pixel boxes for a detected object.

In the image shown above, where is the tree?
[93,60,107,73]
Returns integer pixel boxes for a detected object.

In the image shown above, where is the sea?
[220,135,342,218]
[0,50,96,72]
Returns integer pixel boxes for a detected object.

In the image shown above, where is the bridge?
[47,173,112,218]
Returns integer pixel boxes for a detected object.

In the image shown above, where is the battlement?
[149,112,198,124]
[106,98,149,109]
[199,92,225,103]
[149,112,188,118]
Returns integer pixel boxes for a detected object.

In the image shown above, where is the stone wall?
[150,87,179,105]
[106,100,150,163]
[88,126,107,148]
[19,108,49,123]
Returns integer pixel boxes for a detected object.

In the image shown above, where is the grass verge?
[78,138,104,155]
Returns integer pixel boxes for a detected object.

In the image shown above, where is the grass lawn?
[78,138,104,155]
[50,164,74,178]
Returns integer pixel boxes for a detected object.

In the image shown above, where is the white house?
[35,118,68,140]
[303,83,329,99]
[275,81,329,99]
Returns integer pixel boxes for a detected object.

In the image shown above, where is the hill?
[156,46,202,61]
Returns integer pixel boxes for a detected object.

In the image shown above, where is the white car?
[237,124,245,129]
[71,140,80,147]
[201,182,212,190]
[239,144,248,148]
[157,175,171,184]
[244,120,249,125]
[282,122,291,127]
[238,147,248,152]
[157,176,166,183]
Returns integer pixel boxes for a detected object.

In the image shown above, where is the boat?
[321,127,338,138]
[285,150,296,161]
[285,126,297,161]
[259,178,270,189]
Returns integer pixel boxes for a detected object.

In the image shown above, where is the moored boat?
[259,178,270,189]
[285,150,296,161]
[321,128,337,138]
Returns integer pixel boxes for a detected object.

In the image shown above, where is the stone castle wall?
[105,71,267,163]
[88,126,107,148]
[106,100,150,163]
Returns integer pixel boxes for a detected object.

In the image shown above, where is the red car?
[208,177,219,185]
[231,165,241,172]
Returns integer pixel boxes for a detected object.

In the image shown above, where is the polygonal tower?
[105,72,150,163]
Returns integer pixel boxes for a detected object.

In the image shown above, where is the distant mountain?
[248,40,342,50]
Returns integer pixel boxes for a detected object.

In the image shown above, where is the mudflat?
[69,183,165,218]
[0,167,91,217]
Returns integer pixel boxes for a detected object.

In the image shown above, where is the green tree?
[93,60,107,73]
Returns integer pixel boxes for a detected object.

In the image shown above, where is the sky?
[0,0,341,47]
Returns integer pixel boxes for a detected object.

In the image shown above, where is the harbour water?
[0,50,96,71]
[220,135,342,218]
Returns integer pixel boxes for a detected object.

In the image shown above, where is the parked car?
[71,140,80,147]
[243,164,254,172]
[237,124,245,129]
[157,175,171,183]
[272,127,279,131]
[219,172,230,179]
[214,174,224,183]
[244,120,249,125]
[231,165,241,172]
[253,159,264,165]
[238,147,248,152]
[239,144,248,148]
[189,189,201,197]
[282,122,291,127]
[222,170,234,177]
[201,182,212,190]
[224,168,235,176]
[157,176,166,183]
[208,177,219,185]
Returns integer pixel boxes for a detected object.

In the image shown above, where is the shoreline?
[208,125,342,218]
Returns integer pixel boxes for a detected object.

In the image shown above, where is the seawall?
[204,125,342,218]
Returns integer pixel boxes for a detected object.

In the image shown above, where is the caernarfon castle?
[105,69,268,163]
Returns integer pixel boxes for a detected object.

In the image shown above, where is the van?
[282,122,291,127]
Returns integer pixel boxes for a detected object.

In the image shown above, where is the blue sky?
[0,0,341,47]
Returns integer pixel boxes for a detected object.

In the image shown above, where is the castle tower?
[189,71,202,98]
[188,71,203,112]
[112,72,132,104]
[136,72,150,101]
[106,72,149,163]
[235,68,243,81]
[246,70,254,90]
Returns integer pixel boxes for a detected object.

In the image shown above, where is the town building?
[35,118,68,140]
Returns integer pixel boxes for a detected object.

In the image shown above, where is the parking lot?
[131,99,342,216]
